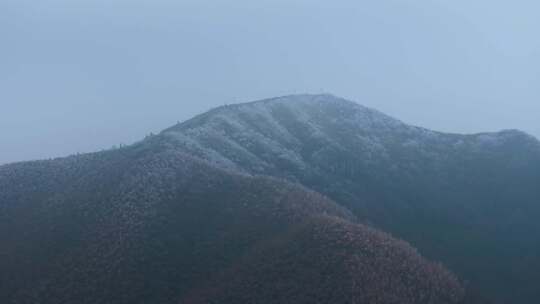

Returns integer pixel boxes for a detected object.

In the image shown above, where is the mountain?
[0,136,464,303]
[1,93,538,303]
[159,94,540,303]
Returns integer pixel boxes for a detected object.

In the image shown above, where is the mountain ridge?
[1,94,539,303]
[155,94,540,303]
[164,93,538,142]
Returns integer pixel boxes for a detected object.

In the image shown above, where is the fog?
[1,0,539,164]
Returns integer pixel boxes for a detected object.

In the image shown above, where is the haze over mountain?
[3,0,540,165]
[1,94,539,303]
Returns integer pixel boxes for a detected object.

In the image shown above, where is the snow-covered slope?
[162,94,538,175]
[158,94,540,304]
[163,94,405,171]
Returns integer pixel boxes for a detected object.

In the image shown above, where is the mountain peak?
[157,94,539,179]
[230,93,377,116]
[228,93,353,107]
[164,94,404,135]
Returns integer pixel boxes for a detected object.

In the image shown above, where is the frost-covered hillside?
[163,94,538,176]
[1,93,538,304]
[159,94,540,304]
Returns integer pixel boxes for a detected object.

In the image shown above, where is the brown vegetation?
[0,144,465,303]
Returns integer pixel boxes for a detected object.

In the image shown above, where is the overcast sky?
[1,0,539,164]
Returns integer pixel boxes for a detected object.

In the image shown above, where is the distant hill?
[161,94,540,303]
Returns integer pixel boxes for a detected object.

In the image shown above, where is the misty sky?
[1,0,539,164]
